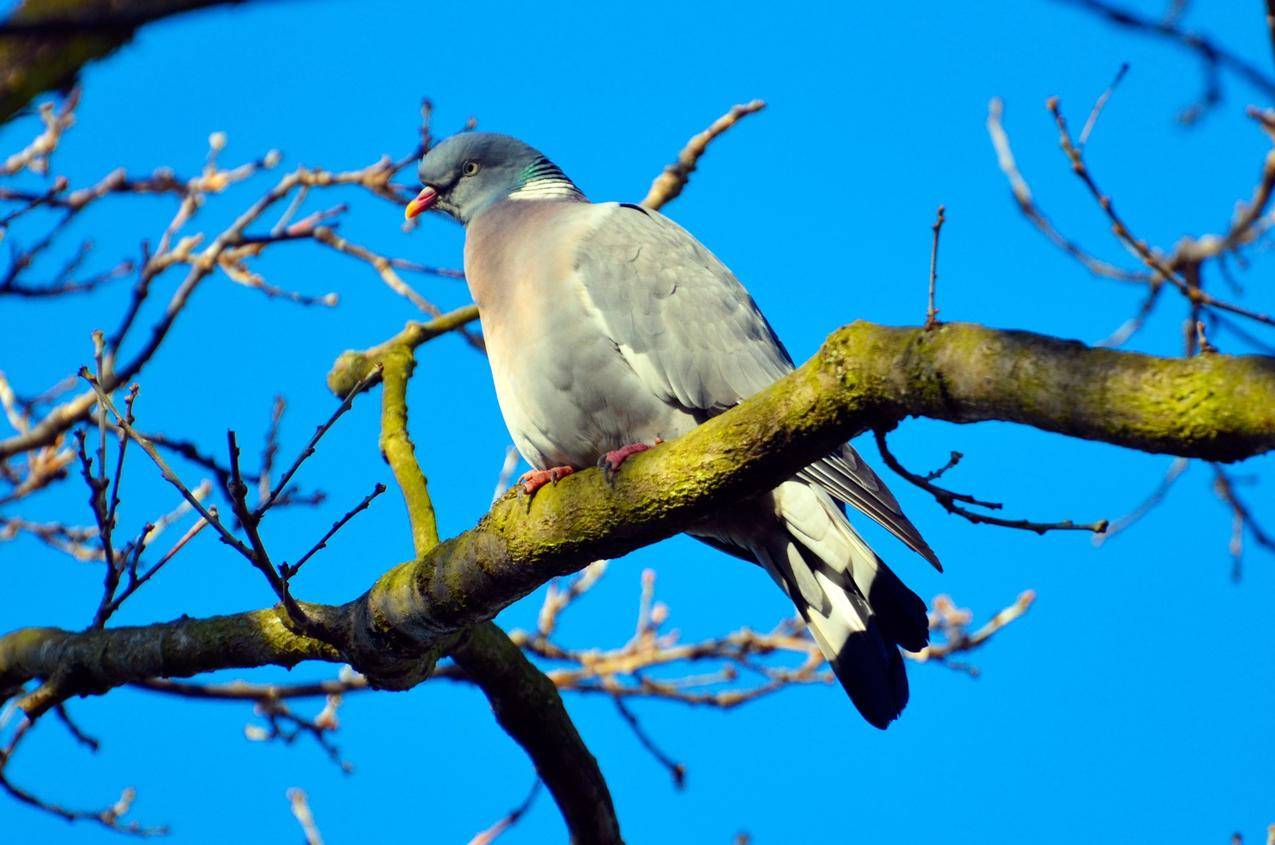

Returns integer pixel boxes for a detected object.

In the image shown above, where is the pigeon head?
[405,132,583,225]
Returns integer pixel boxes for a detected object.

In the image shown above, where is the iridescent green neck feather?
[509,157,585,201]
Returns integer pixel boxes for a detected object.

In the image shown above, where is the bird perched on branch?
[406,132,940,728]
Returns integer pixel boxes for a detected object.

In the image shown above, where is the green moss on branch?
[327,304,480,397]
[3,321,1272,712]
[378,344,438,557]
[369,317,621,842]
[0,607,338,714]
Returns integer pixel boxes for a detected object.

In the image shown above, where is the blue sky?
[1,0,1273,841]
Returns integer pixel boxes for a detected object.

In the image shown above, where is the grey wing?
[573,202,794,413]
[799,448,942,570]
[575,203,938,567]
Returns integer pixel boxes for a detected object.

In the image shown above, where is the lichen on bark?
[5,319,1273,711]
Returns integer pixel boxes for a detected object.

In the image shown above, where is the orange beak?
[404,186,438,220]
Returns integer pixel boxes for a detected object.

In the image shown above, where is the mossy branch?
[378,344,438,558]
[450,625,622,845]
[328,304,480,397]
[375,334,621,844]
[2,320,1272,718]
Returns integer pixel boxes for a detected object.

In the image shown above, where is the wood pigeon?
[406,132,941,728]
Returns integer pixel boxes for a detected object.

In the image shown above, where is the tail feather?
[805,568,910,728]
[784,485,930,654]
[864,563,930,654]
[744,481,929,728]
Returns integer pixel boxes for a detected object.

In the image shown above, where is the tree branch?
[374,330,621,843]
[327,304,481,396]
[377,346,437,558]
[1051,0,1275,124]
[450,625,621,845]
[0,0,259,124]
[640,100,766,211]
[2,321,1272,713]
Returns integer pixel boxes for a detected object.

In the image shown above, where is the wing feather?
[574,203,937,566]
[573,204,791,414]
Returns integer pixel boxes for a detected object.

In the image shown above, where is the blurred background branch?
[0,0,271,124]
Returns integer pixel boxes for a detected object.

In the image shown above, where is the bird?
[405,132,940,728]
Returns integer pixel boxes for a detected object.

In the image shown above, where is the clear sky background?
[1,1,1273,842]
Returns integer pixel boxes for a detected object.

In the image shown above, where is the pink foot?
[599,439,662,478]
[519,465,575,496]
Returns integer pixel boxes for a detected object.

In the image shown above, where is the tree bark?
[451,624,623,845]
[3,320,1273,709]
[0,0,255,124]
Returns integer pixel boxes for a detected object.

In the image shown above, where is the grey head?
[404,132,584,225]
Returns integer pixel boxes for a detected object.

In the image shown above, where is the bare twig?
[0,514,100,561]
[132,577,1034,715]
[282,483,386,580]
[641,100,766,210]
[1053,0,1275,124]
[254,367,383,517]
[0,716,164,836]
[987,98,1149,283]
[912,591,1037,674]
[308,225,485,351]
[874,429,1109,535]
[287,788,324,845]
[1048,97,1275,330]
[1211,465,1275,581]
[925,205,946,329]
[0,133,440,462]
[246,696,351,773]
[80,374,254,563]
[223,431,316,630]
[1,89,78,176]
[613,698,686,789]
[491,445,521,503]
[258,396,285,502]
[467,780,541,845]
[538,560,609,639]
[107,508,213,613]
[1097,280,1165,348]
[1079,62,1130,146]
[1094,458,1189,547]
[53,704,99,753]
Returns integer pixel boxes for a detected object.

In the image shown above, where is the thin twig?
[986,98,1149,283]
[613,698,686,789]
[1079,62,1130,146]
[253,367,382,517]
[283,483,385,579]
[1211,464,1275,581]
[641,100,766,210]
[0,716,163,836]
[925,205,946,329]
[1048,97,1275,330]
[467,780,541,845]
[1052,0,1275,124]
[1095,458,1189,546]
[287,788,324,845]
[80,374,253,561]
[258,396,285,502]
[874,429,1109,535]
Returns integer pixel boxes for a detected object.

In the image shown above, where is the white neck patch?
[508,177,585,201]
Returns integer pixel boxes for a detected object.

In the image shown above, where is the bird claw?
[598,440,660,483]
[519,466,575,497]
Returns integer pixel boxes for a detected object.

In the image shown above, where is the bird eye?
[462,160,481,177]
